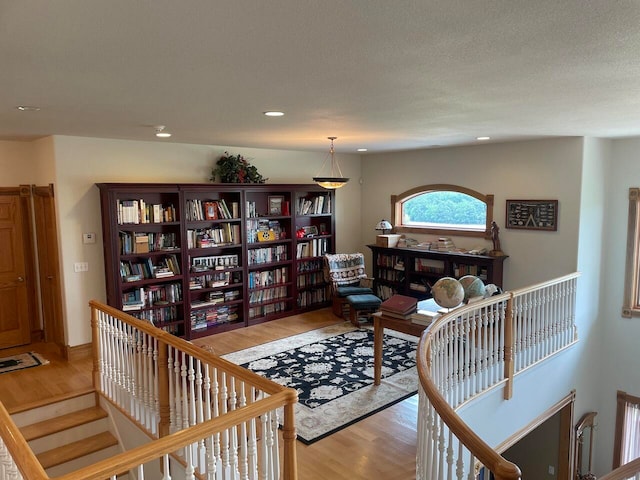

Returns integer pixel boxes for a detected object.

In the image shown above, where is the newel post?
[90,303,101,392]
[503,294,515,400]
[282,402,298,479]
[157,340,171,437]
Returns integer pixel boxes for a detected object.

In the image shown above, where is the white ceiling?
[2,1,640,153]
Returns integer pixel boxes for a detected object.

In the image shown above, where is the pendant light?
[313,136,349,189]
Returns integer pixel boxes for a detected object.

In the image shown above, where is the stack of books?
[438,237,456,252]
[410,310,439,326]
[380,294,418,319]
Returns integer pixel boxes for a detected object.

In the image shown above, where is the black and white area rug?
[223,322,418,444]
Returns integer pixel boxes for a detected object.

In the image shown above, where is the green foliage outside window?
[403,192,486,228]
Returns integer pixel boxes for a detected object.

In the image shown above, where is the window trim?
[623,188,640,318]
[391,184,494,238]
[613,390,640,468]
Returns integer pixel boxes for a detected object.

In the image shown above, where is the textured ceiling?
[2,1,640,153]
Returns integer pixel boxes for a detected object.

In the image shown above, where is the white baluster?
[168,346,176,434]
[162,453,172,480]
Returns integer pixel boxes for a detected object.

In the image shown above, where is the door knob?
[17,277,24,282]
[47,275,54,280]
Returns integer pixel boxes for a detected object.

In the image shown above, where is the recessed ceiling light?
[155,125,172,138]
[357,148,368,152]
[263,111,284,117]
[16,105,41,112]
[476,136,491,141]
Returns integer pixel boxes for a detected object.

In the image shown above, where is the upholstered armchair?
[323,253,376,319]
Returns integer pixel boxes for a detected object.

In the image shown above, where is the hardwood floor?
[0,308,418,479]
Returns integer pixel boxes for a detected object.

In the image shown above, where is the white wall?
[360,138,584,289]
[595,137,640,473]
[50,135,362,346]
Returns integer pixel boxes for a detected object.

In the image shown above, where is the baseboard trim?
[64,343,92,361]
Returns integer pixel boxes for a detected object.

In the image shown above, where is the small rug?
[223,323,418,444]
[0,352,49,374]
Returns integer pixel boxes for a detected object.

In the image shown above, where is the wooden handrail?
[89,300,288,395]
[598,457,640,480]
[417,331,522,480]
[53,390,297,480]
[0,401,48,480]
[418,273,581,479]
[508,271,581,296]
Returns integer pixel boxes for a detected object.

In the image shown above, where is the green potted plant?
[210,152,267,184]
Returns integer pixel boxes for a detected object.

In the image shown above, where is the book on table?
[380,294,418,318]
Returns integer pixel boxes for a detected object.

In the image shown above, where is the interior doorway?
[0,186,36,349]
[480,392,575,479]
[32,184,65,348]
[0,185,64,351]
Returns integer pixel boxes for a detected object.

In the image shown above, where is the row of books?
[296,195,331,215]
[247,245,288,265]
[190,305,239,330]
[297,288,328,307]
[130,305,179,325]
[376,284,398,300]
[119,232,179,255]
[248,301,287,319]
[117,199,176,225]
[186,224,241,248]
[185,198,238,221]
[249,286,288,305]
[453,263,488,280]
[192,289,240,308]
[296,271,324,288]
[120,254,181,281]
[122,283,182,310]
[191,254,239,272]
[248,267,288,288]
[296,237,328,258]
[188,271,241,290]
[376,254,405,268]
[414,258,445,274]
[297,258,323,273]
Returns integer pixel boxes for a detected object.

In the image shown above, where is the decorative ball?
[458,275,486,302]
[431,277,464,309]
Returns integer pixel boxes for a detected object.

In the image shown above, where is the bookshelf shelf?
[98,183,335,339]
[368,244,507,301]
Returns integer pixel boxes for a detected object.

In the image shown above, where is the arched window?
[391,184,494,238]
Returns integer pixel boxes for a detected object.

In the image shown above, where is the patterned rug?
[0,352,49,374]
[223,322,418,444]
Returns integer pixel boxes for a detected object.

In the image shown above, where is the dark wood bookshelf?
[367,244,507,300]
[97,183,335,340]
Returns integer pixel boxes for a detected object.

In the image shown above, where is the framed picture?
[506,200,558,231]
[268,195,284,215]
[203,201,218,220]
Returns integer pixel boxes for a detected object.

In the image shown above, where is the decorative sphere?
[458,275,486,302]
[431,277,464,309]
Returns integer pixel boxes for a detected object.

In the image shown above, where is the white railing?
[416,272,580,480]
[0,301,298,480]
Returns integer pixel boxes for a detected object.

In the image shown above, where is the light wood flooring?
[0,308,418,479]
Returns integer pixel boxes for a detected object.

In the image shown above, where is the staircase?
[9,388,121,477]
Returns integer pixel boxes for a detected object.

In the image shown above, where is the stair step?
[22,406,108,441]
[37,431,119,469]
[11,391,96,428]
